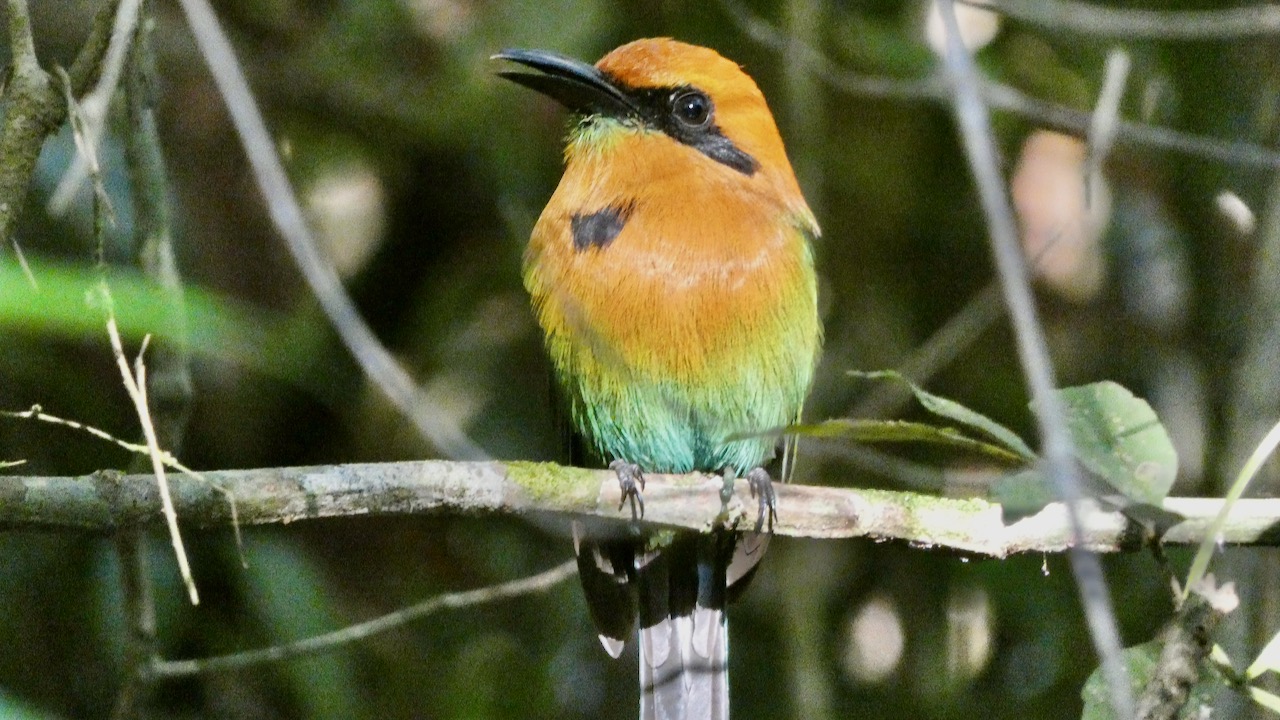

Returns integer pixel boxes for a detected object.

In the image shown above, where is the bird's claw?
[745,468,777,533]
[610,459,645,519]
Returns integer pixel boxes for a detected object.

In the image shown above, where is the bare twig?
[9,237,38,288]
[172,0,486,460]
[716,0,943,101]
[935,1,1132,716]
[4,399,247,550]
[981,81,1280,169]
[5,405,177,463]
[2,460,1280,554]
[717,0,1280,169]
[1083,48,1130,196]
[0,404,245,554]
[104,317,198,604]
[965,0,1280,40]
[112,12,200,713]
[0,0,121,244]
[47,0,144,213]
[143,559,578,678]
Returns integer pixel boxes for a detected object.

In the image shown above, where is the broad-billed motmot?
[495,38,822,720]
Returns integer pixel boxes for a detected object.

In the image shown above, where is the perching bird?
[494,39,821,719]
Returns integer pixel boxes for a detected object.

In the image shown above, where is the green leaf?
[0,257,338,401]
[788,418,1028,465]
[850,370,1037,461]
[1051,382,1178,505]
[1081,641,1157,720]
[239,534,364,720]
[991,469,1056,520]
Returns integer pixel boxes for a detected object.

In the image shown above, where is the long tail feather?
[576,526,767,720]
[640,607,728,720]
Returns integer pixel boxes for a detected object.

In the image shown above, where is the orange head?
[493,38,814,228]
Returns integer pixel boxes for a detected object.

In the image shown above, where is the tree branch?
[716,0,1280,169]
[965,0,1280,40]
[0,0,121,244]
[142,559,578,679]
[2,460,1278,556]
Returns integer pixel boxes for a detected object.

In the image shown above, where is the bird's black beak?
[492,48,639,119]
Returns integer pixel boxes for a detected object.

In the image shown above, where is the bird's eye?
[672,91,712,127]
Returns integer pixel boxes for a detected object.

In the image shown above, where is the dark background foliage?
[1,0,1276,717]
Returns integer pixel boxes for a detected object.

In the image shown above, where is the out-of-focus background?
[2,0,1278,717]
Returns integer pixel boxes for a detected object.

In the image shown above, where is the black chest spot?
[571,203,633,251]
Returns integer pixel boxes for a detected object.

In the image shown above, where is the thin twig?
[47,0,144,214]
[105,316,198,604]
[9,238,38,288]
[717,0,1280,169]
[172,0,486,460]
[1083,48,1130,198]
[965,0,1280,40]
[979,82,1280,168]
[0,404,245,561]
[716,0,943,101]
[934,1,1132,717]
[144,559,578,678]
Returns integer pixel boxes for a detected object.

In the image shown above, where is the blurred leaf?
[238,533,366,720]
[0,689,60,719]
[991,469,1056,521]
[850,369,1037,461]
[1048,381,1178,505]
[0,258,336,398]
[789,417,1028,465]
[996,33,1094,111]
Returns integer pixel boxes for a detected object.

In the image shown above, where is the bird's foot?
[609,459,645,520]
[719,468,737,513]
[719,467,777,532]
[746,468,778,533]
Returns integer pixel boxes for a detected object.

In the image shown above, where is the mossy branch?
[2,460,1278,557]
